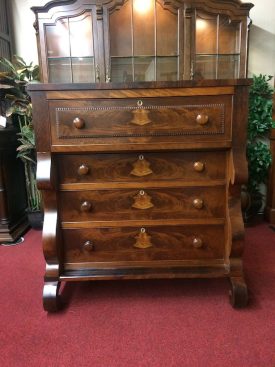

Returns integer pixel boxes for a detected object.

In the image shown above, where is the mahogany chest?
[28,80,250,311]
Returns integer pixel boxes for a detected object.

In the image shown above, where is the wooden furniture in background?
[265,87,275,223]
[0,1,29,243]
[30,0,253,311]
[0,126,29,242]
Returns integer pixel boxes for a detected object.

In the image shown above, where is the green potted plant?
[242,74,274,223]
[0,56,42,228]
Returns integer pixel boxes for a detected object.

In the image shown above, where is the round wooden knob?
[73,117,85,129]
[80,201,92,212]
[193,237,203,248]
[196,114,209,125]
[83,240,94,252]
[193,198,204,209]
[193,161,205,172]
[78,164,89,176]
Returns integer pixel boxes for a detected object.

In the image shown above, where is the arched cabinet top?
[32,0,254,19]
[33,0,254,83]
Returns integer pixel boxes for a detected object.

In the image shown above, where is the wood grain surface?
[62,225,225,263]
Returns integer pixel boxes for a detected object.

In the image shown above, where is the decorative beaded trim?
[55,103,225,139]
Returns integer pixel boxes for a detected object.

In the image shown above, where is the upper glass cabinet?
[45,12,95,82]
[108,0,179,82]
[32,0,253,83]
[194,11,241,79]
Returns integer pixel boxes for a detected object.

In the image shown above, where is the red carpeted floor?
[0,223,275,367]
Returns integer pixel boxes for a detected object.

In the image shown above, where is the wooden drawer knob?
[78,164,89,175]
[193,237,203,248]
[80,201,92,212]
[193,161,205,172]
[73,117,85,129]
[193,198,204,209]
[196,114,209,125]
[83,240,94,252]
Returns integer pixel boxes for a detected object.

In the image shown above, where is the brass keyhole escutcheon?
[132,190,154,210]
[131,155,153,177]
[137,100,143,107]
[134,228,153,249]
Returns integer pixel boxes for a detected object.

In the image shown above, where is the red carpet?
[0,223,275,367]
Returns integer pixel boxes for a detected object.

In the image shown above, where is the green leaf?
[0,57,16,72]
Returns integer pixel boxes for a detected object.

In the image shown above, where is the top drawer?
[49,95,232,146]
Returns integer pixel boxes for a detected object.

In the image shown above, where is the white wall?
[10,0,48,65]
[248,0,275,78]
[11,0,275,78]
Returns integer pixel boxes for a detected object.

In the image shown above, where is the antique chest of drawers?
[28,80,250,311]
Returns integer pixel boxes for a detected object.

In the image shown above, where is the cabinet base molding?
[0,215,29,243]
[264,206,275,224]
[43,264,247,311]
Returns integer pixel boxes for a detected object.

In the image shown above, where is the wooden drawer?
[50,95,232,144]
[59,186,225,222]
[63,225,225,263]
[57,151,226,186]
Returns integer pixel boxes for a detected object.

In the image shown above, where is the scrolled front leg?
[43,281,62,312]
[229,276,248,308]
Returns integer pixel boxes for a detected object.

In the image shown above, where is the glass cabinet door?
[108,0,180,82]
[45,12,95,83]
[194,11,241,79]
[34,0,252,83]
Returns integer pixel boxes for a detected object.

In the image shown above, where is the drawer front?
[57,151,226,185]
[59,187,225,222]
[63,225,225,263]
[50,96,232,144]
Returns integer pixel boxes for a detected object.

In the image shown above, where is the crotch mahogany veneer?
[28,80,250,311]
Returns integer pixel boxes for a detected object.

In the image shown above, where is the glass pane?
[195,55,217,79]
[69,13,94,57]
[219,15,241,54]
[109,0,132,57]
[133,0,155,56]
[156,2,178,56]
[156,56,178,81]
[196,12,218,54]
[111,57,133,82]
[72,57,95,82]
[134,57,155,81]
[46,19,70,57]
[48,58,72,83]
[217,55,240,78]
[0,39,11,67]
[0,0,8,34]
